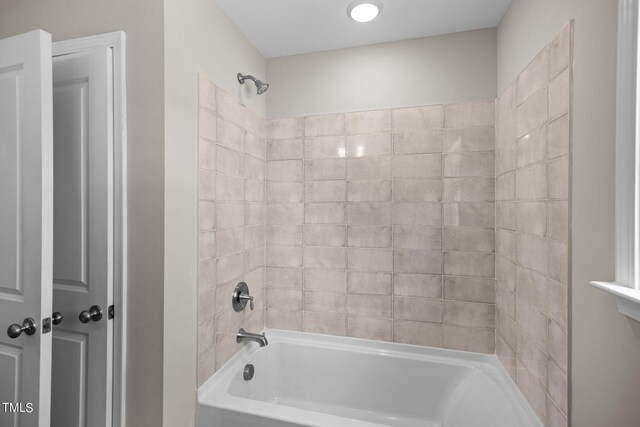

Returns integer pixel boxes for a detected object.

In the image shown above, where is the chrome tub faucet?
[236,328,268,347]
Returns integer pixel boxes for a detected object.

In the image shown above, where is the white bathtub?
[197,329,542,427]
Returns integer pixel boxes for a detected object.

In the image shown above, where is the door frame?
[52,31,127,427]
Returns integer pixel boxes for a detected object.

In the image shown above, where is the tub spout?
[237,328,268,347]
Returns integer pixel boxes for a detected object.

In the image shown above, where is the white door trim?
[53,32,127,427]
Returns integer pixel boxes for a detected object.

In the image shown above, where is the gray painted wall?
[266,28,497,119]
[0,0,266,424]
[163,0,266,425]
[0,0,165,426]
[499,1,640,426]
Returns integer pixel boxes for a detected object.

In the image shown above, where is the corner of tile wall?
[197,76,267,386]
[495,21,572,427]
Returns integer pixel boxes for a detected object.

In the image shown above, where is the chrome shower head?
[256,80,269,95]
[237,73,269,95]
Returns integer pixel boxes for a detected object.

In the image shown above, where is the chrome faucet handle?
[239,293,254,310]
[232,282,255,311]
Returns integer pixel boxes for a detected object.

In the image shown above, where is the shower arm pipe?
[237,73,257,84]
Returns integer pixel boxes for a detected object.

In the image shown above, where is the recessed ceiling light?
[348,1,380,23]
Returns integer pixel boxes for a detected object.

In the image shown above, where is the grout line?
[391,112,395,342]
[440,115,446,347]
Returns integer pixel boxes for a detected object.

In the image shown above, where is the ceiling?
[214,0,512,58]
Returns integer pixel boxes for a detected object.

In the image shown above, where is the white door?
[0,30,53,427]
[50,46,114,427]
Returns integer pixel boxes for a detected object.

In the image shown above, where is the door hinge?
[42,317,51,334]
[108,305,115,320]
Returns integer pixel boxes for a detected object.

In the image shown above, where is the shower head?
[256,80,269,95]
[237,73,269,95]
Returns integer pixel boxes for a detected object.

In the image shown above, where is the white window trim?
[591,0,640,322]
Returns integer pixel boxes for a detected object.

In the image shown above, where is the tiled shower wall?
[196,29,572,426]
[494,24,571,427]
[197,77,266,385]
[264,102,497,353]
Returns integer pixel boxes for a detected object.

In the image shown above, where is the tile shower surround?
[197,76,267,386]
[494,24,572,427]
[265,102,497,353]
[197,24,571,427]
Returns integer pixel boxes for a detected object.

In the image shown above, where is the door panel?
[0,73,21,299]
[51,330,88,426]
[0,344,22,418]
[0,29,53,427]
[53,73,89,289]
[51,46,114,427]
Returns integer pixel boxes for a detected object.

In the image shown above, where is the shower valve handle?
[232,282,255,311]
[239,293,254,310]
